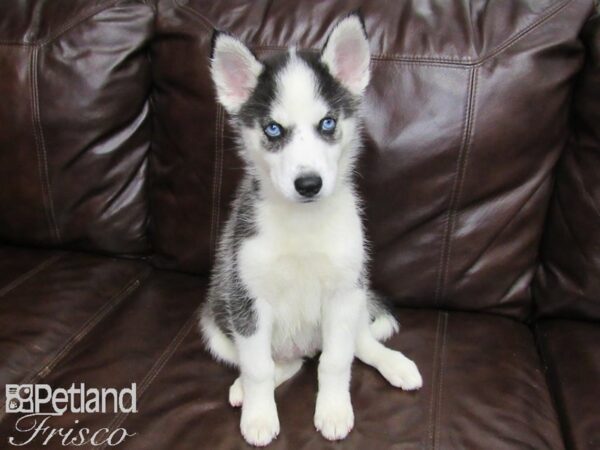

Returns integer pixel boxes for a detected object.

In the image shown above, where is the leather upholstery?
[0,0,153,254]
[0,1,599,449]
[536,320,600,450]
[0,246,149,416]
[0,259,564,450]
[534,8,600,320]
[150,0,593,321]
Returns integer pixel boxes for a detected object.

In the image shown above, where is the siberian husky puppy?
[200,13,422,446]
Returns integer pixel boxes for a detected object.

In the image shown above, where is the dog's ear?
[320,12,370,95]
[210,31,263,113]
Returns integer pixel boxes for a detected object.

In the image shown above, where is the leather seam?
[427,312,442,449]
[370,59,468,70]
[555,181,596,268]
[0,266,152,423]
[569,146,600,220]
[0,253,64,298]
[434,67,478,305]
[434,312,449,449]
[29,46,60,243]
[32,46,61,243]
[173,0,213,32]
[98,310,198,450]
[534,325,573,449]
[172,0,572,66]
[0,1,120,47]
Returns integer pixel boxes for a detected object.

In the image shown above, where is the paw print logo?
[5,385,34,413]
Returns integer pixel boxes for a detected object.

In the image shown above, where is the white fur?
[356,311,422,390]
[200,311,238,366]
[370,313,400,342]
[229,359,303,408]
[238,183,364,358]
[236,298,280,447]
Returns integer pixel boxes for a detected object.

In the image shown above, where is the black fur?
[236,51,358,152]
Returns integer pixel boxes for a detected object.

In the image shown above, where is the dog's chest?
[237,193,364,359]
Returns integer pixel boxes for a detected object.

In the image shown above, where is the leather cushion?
[0,245,150,422]
[534,8,600,320]
[536,319,600,450]
[117,309,563,449]
[0,0,153,254]
[150,0,594,320]
[0,286,563,449]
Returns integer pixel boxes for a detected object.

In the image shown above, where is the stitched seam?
[98,311,198,450]
[434,67,477,305]
[427,312,443,449]
[0,266,151,423]
[29,46,56,242]
[555,183,596,269]
[569,148,600,220]
[434,313,449,449]
[0,1,120,47]
[0,253,64,297]
[477,0,573,65]
[173,0,213,32]
[32,46,61,242]
[370,59,468,70]
[439,68,479,303]
[172,0,571,66]
[40,1,120,47]
[534,325,573,449]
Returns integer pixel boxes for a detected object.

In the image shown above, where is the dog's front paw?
[379,351,423,390]
[314,392,354,441]
[240,400,280,447]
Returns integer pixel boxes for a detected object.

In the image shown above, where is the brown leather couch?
[1,1,599,449]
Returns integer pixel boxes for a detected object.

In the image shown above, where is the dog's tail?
[198,306,239,367]
[367,291,400,342]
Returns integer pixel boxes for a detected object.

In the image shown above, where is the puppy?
[200,13,422,447]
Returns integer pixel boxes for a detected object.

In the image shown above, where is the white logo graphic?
[5,385,34,413]
[4,383,137,447]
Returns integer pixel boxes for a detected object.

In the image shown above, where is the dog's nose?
[294,174,322,198]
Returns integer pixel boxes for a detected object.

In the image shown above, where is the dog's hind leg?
[355,308,423,391]
[229,359,303,408]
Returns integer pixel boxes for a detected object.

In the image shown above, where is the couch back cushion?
[535,8,600,320]
[150,0,593,319]
[0,0,153,254]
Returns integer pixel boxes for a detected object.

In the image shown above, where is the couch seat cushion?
[537,320,600,450]
[0,248,564,448]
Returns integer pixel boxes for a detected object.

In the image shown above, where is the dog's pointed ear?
[320,13,370,95]
[210,31,263,113]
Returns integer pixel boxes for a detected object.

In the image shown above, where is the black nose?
[294,174,322,198]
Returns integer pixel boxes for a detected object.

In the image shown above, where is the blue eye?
[319,117,336,133]
[264,122,283,138]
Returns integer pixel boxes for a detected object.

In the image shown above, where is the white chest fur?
[238,188,365,361]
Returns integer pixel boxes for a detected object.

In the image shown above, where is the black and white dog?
[200,13,422,446]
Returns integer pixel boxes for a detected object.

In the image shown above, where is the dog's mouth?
[298,197,319,204]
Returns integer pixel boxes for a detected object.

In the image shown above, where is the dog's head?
[210,13,371,203]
